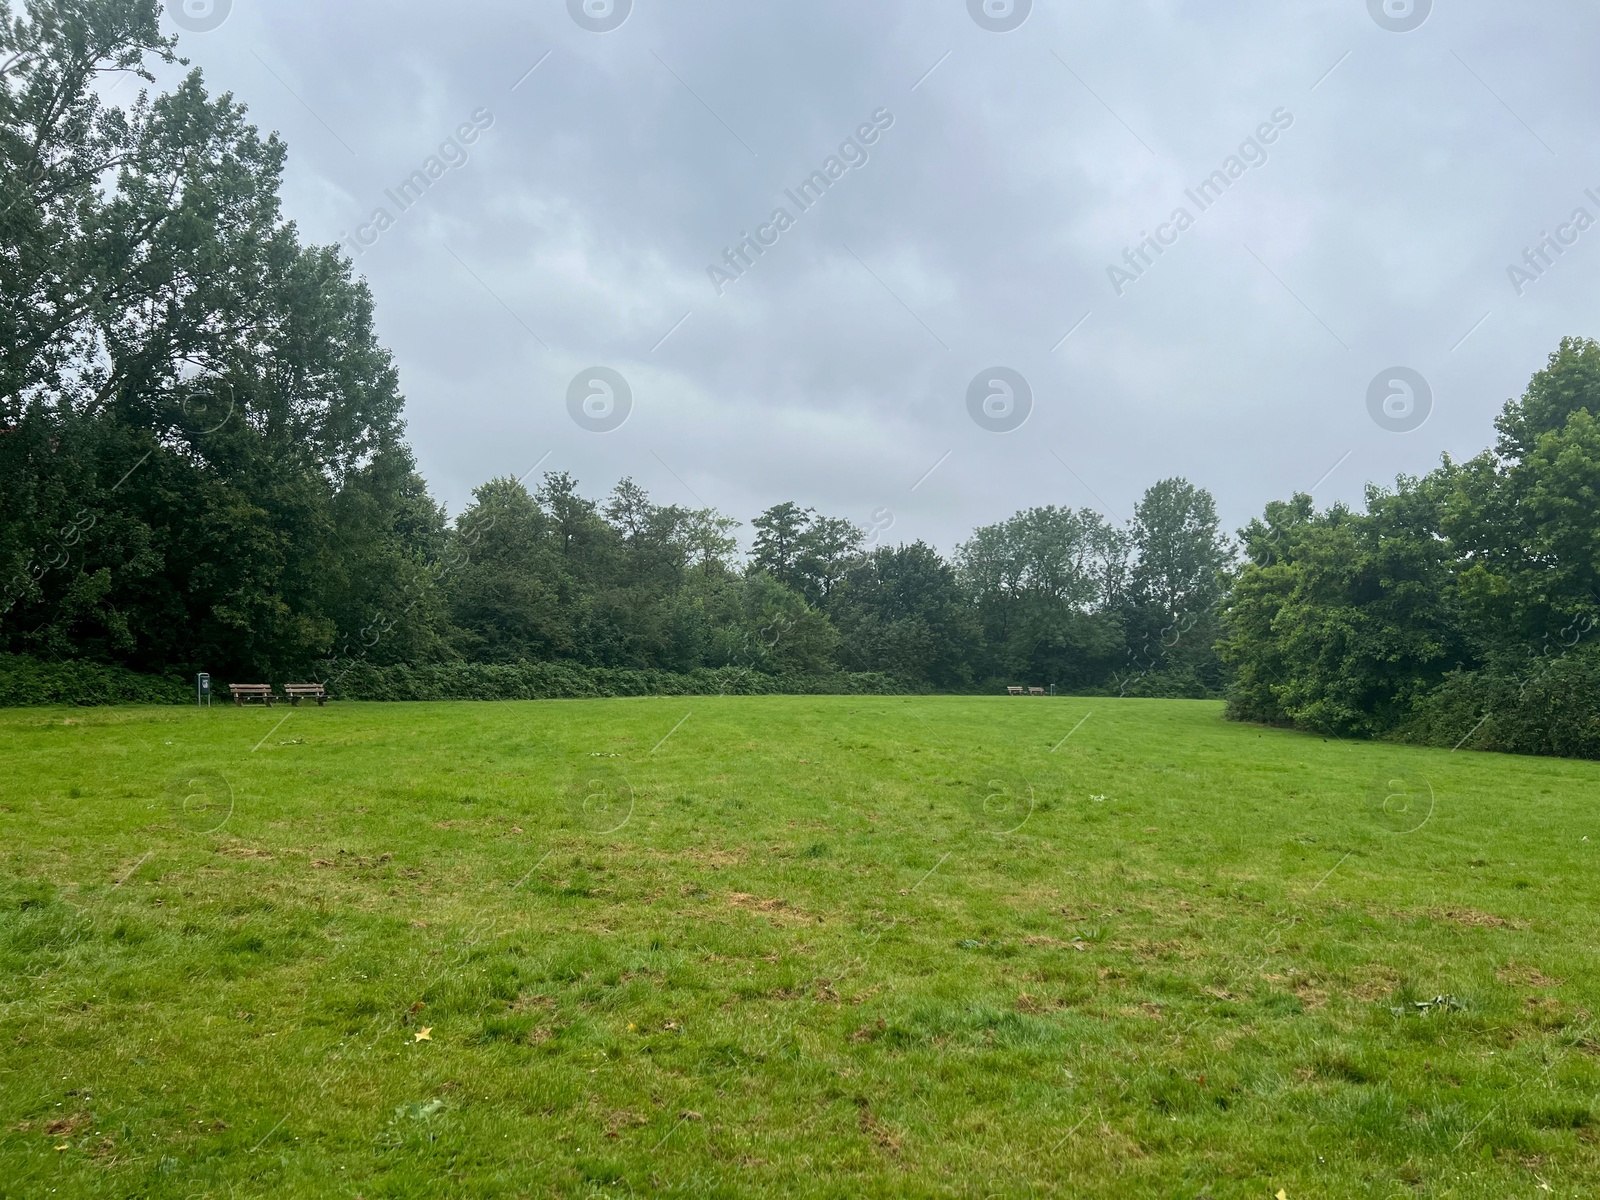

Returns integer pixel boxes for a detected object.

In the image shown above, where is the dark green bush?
[325,661,905,702]
[0,654,190,707]
[1396,645,1600,760]
[0,654,906,706]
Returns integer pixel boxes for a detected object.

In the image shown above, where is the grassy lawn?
[2,696,1598,1198]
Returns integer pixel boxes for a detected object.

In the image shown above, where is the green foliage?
[831,541,980,688]
[327,661,905,701]
[0,2,1239,709]
[1221,484,1464,736]
[1495,334,1600,458]
[1225,336,1600,756]
[0,0,443,681]
[1120,478,1232,694]
[1400,643,1600,759]
[954,504,1133,689]
[0,652,187,705]
[750,501,864,607]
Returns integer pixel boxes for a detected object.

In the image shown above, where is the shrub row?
[325,661,907,702]
[0,654,192,707]
[0,655,909,707]
[1396,646,1600,760]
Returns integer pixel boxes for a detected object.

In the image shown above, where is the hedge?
[0,654,192,707]
[0,654,908,707]
[1395,645,1600,760]
[324,661,907,701]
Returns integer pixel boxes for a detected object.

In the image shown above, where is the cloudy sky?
[155,0,1599,549]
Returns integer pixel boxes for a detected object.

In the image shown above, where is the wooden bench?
[229,683,276,707]
[1006,686,1025,696]
[1029,687,1046,696]
[283,683,327,707]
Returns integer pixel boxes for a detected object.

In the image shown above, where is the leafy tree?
[750,501,811,591]
[1128,479,1230,617]
[1222,338,1600,747]
[683,507,741,580]
[0,0,443,679]
[1495,335,1600,459]
[1219,485,1463,735]
[831,542,978,688]
[443,477,569,664]
[749,501,864,608]
[1119,478,1231,693]
[955,505,1128,688]
[795,515,863,608]
[1435,340,1600,667]
[724,571,838,676]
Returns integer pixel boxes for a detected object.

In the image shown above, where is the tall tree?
[750,501,810,591]
[831,541,978,688]
[443,477,569,664]
[1120,478,1231,693]
[0,0,442,677]
[794,515,863,609]
[683,507,741,580]
[1128,479,1230,617]
[955,505,1129,688]
[1219,486,1462,735]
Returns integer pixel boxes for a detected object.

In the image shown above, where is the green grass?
[3,696,1599,1198]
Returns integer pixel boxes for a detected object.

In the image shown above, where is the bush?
[0,653,907,707]
[1107,666,1215,700]
[324,661,906,702]
[0,654,191,707]
[1396,645,1600,760]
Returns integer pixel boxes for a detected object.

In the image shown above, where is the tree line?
[344,471,1231,696]
[0,0,1230,698]
[5,2,1599,757]
[1221,336,1600,758]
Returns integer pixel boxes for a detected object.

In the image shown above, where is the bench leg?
[290,696,300,707]
[316,696,326,706]
[233,694,241,706]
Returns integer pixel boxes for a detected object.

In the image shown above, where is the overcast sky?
[154,0,1600,550]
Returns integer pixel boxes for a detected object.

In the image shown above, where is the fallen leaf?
[1277,1191,1288,1200]
[414,1027,432,1042]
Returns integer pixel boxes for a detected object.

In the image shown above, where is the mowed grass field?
[3,697,1599,1198]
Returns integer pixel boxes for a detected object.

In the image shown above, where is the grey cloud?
[158,0,1600,548]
